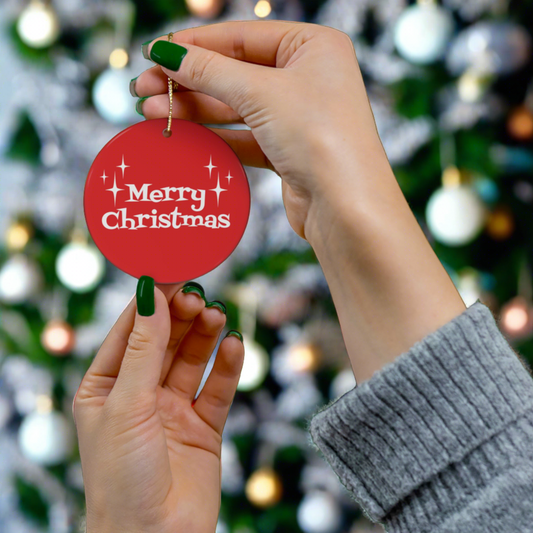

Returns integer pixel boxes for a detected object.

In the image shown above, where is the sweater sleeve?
[306,300,533,533]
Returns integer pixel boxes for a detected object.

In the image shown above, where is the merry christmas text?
[101,184,231,230]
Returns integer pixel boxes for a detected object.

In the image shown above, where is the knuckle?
[189,50,218,86]
[126,328,152,357]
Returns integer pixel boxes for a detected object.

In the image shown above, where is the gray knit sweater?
[307,300,533,532]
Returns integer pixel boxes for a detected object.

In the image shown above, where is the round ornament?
[92,67,139,124]
[84,118,250,283]
[245,467,283,508]
[0,254,43,304]
[425,185,487,246]
[41,319,76,356]
[18,410,75,465]
[507,106,533,141]
[297,490,342,533]
[394,2,454,64]
[17,0,60,49]
[446,21,532,76]
[500,296,533,340]
[56,241,105,293]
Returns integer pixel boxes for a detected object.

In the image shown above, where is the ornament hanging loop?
[163,32,176,138]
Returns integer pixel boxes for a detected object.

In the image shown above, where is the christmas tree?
[1,0,533,532]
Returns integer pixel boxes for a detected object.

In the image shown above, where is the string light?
[254,0,272,18]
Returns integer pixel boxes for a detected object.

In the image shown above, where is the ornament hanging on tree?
[18,397,75,466]
[500,296,533,340]
[4,219,33,252]
[394,0,454,64]
[0,254,43,304]
[425,166,487,246]
[93,66,139,125]
[85,34,251,283]
[41,319,76,356]
[500,258,533,341]
[245,466,283,508]
[185,0,225,19]
[457,68,493,103]
[56,228,105,293]
[485,206,514,241]
[297,490,343,533]
[17,0,60,49]
[507,105,533,141]
[446,21,532,76]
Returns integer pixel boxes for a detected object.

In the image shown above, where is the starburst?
[106,172,124,207]
[209,172,227,207]
[205,155,216,179]
[117,155,129,178]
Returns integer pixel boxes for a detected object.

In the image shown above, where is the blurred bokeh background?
[1,0,533,531]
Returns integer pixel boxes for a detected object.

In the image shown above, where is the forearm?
[305,139,466,383]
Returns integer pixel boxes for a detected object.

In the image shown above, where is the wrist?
[303,148,466,382]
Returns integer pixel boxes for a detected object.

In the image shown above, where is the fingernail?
[141,39,152,60]
[135,96,151,117]
[206,300,227,314]
[137,275,155,316]
[150,41,188,71]
[224,330,243,343]
[129,76,139,97]
[182,281,206,302]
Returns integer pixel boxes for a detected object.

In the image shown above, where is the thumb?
[145,39,270,117]
[112,276,171,400]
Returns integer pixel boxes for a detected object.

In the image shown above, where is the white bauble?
[446,21,531,76]
[93,68,138,124]
[18,411,75,465]
[17,0,60,49]
[0,254,43,304]
[236,336,269,392]
[394,3,454,64]
[56,242,105,293]
[297,491,342,533]
[329,368,357,400]
[425,186,487,246]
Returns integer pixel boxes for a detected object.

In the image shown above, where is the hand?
[132,20,386,241]
[73,278,244,533]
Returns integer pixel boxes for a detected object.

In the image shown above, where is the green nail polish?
[135,96,150,117]
[150,41,188,71]
[129,76,138,97]
[206,300,227,314]
[225,330,243,343]
[136,276,155,316]
[141,39,153,60]
[182,285,207,302]
[183,281,204,292]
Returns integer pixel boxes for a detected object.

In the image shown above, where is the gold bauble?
[245,467,282,508]
[486,207,514,240]
[287,343,321,373]
[507,106,533,141]
[5,221,33,251]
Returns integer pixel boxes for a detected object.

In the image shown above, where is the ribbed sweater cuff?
[307,300,533,522]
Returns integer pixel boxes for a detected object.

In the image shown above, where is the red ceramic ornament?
[84,118,250,283]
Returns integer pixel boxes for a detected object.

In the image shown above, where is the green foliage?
[13,475,49,527]
[233,248,318,281]
[5,111,41,166]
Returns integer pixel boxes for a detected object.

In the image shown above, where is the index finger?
[145,19,309,68]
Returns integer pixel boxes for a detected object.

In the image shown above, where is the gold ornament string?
[163,32,177,137]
